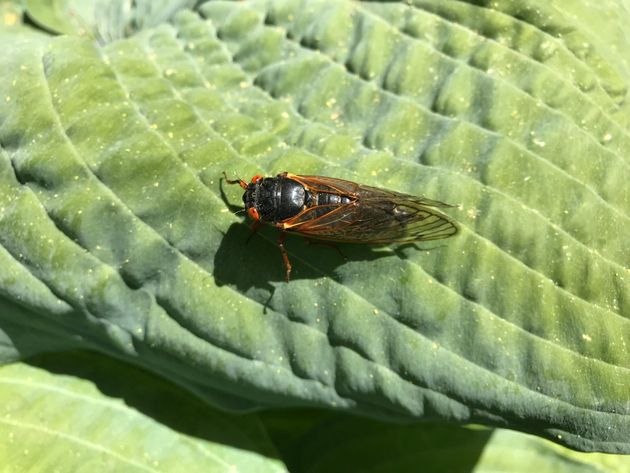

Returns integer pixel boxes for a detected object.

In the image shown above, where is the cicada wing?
[278,173,457,243]
[366,197,458,242]
[288,173,455,209]
[284,173,361,195]
[283,197,458,243]
[356,185,456,209]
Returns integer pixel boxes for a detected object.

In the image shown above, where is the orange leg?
[222,171,248,189]
[278,232,292,282]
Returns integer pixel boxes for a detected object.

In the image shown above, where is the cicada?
[224,172,458,281]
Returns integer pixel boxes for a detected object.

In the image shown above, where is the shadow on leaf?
[26,350,281,460]
[213,222,404,290]
[24,351,494,473]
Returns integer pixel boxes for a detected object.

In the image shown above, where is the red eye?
[251,175,263,184]
[248,207,260,221]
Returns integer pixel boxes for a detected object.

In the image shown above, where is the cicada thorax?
[243,176,306,222]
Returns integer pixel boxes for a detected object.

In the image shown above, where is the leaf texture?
[0,359,286,472]
[0,0,629,453]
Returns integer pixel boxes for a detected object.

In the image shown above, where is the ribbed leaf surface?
[0,0,628,454]
[0,359,285,472]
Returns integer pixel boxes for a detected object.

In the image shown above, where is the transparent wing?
[282,194,458,243]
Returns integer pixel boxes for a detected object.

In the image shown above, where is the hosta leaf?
[0,0,629,454]
[260,410,630,473]
[0,355,286,472]
[24,0,97,36]
[24,0,198,41]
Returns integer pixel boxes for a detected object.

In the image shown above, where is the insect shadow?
[215,175,444,291]
[213,222,399,291]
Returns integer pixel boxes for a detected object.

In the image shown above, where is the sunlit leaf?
[0,0,628,455]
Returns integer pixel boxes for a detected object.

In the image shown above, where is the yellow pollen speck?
[3,12,18,25]
[467,207,479,219]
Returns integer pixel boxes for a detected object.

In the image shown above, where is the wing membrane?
[284,173,361,195]
[278,173,458,243]
[287,173,454,209]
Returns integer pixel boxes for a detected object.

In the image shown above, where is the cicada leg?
[278,232,292,282]
[222,171,248,189]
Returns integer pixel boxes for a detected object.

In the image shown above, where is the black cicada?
[224,172,458,281]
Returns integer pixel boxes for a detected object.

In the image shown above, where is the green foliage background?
[0,0,629,470]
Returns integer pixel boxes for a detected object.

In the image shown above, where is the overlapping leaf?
[0,356,285,472]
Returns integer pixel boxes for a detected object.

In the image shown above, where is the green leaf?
[0,354,286,472]
[24,0,97,36]
[261,410,630,473]
[24,0,199,40]
[5,353,627,472]
[0,0,629,455]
